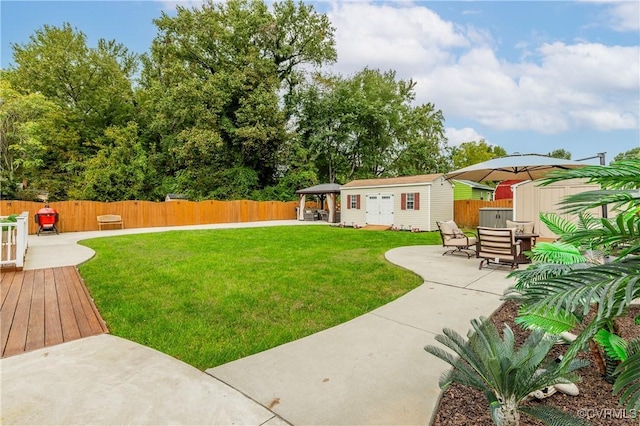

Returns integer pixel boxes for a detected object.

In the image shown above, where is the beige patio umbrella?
[444,154,588,182]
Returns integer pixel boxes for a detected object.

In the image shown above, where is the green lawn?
[78,225,439,370]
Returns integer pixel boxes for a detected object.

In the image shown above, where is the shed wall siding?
[340,189,368,226]
[514,178,601,239]
[393,186,430,230]
[428,179,454,230]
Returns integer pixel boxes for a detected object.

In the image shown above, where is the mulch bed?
[430,300,640,426]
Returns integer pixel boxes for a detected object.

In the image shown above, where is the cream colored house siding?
[339,174,453,231]
[429,178,455,230]
[392,183,430,230]
[340,188,367,226]
[514,178,601,239]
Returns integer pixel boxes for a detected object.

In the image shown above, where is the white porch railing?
[1,211,29,269]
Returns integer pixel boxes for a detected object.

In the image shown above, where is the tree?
[138,0,336,199]
[547,149,571,159]
[6,23,138,199]
[451,140,507,169]
[0,79,60,198]
[69,122,154,201]
[294,68,449,183]
[614,147,640,162]
[8,23,137,147]
[425,318,589,426]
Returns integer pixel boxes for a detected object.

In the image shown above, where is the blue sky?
[2,1,639,164]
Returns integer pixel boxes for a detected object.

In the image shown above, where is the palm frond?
[556,189,640,215]
[539,212,577,237]
[527,242,586,264]
[515,306,579,334]
[424,345,487,392]
[560,217,640,257]
[507,263,591,292]
[519,405,590,426]
[520,258,640,323]
[613,341,640,412]
[540,159,640,189]
[594,329,628,361]
[561,320,606,366]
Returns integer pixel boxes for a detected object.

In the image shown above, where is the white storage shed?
[339,174,453,231]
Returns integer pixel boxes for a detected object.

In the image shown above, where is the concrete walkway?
[1,221,515,425]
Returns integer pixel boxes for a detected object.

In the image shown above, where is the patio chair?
[303,209,318,221]
[476,226,521,270]
[436,220,477,258]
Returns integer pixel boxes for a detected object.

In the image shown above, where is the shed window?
[347,194,361,209]
[401,192,420,210]
[406,193,415,210]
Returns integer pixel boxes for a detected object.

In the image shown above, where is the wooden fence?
[2,198,510,234]
[454,199,513,229]
[0,200,300,234]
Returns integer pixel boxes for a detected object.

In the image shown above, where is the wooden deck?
[1,266,108,358]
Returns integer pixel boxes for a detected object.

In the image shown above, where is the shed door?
[379,194,394,225]
[366,194,379,224]
[366,193,394,225]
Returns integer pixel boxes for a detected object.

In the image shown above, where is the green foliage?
[69,122,153,201]
[515,306,579,334]
[425,318,589,426]
[524,242,586,265]
[547,149,572,160]
[506,160,640,409]
[0,214,19,232]
[6,23,137,200]
[451,140,507,170]
[294,68,449,183]
[539,212,578,237]
[594,329,628,362]
[139,0,335,199]
[0,79,62,198]
[613,147,640,162]
[613,338,640,411]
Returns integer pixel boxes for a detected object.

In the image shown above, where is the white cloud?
[324,2,639,135]
[445,127,486,146]
[327,2,468,78]
[606,1,640,32]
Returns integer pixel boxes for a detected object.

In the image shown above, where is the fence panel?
[0,200,299,234]
[454,199,513,229]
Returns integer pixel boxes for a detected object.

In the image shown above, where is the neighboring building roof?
[295,183,342,194]
[342,174,444,189]
[452,179,495,191]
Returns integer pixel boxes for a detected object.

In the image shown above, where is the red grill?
[34,207,59,236]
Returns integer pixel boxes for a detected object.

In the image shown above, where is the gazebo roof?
[295,183,342,195]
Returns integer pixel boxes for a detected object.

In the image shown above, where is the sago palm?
[425,318,589,426]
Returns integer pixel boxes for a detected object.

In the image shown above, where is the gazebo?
[295,183,342,223]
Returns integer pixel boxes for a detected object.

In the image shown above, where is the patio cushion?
[439,220,463,240]
[506,220,535,234]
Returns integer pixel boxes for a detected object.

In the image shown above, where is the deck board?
[1,266,108,358]
[1,272,24,354]
[43,268,63,347]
